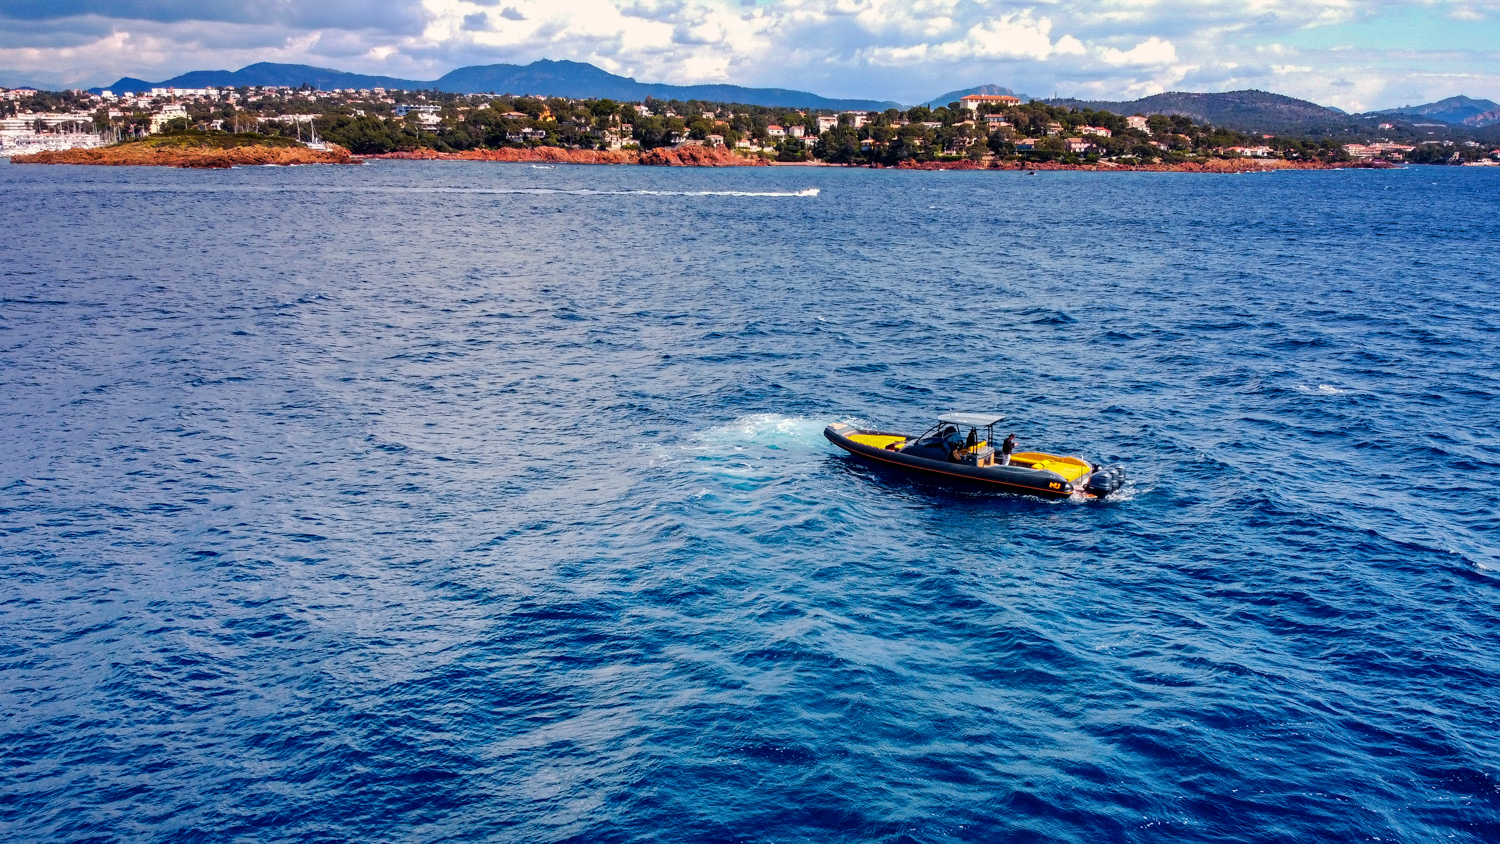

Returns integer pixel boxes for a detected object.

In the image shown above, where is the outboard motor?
[1084,466,1126,498]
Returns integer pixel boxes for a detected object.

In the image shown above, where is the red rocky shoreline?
[359,145,767,166]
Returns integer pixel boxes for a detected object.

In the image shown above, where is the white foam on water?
[1087,478,1147,504]
[581,187,819,198]
[643,414,830,478]
[1294,384,1349,395]
[696,413,827,449]
[47,185,821,198]
[664,414,830,483]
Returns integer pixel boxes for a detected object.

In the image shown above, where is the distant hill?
[1368,95,1500,127]
[128,63,418,92]
[922,84,1027,109]
[0,69,74,90]
[93,59,899,111]
[432,60,899,109]
[1047,89,1362,135]
[1465,108,1500,128]
[99,76,155,94]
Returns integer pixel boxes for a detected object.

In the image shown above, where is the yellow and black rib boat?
[825,412,1125,500]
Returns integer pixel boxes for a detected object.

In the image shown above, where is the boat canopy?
[938,412,1006,428]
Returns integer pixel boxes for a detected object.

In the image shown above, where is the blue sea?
[2,159,1498,843]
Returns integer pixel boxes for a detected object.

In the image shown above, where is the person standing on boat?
[1000,433,1017,465]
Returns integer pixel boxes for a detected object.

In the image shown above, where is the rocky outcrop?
[892,159,985,170]
[364,147,639,164]
[13,143,353,168]
[1462,108,1500,128]
[639,145,768,166]
[362,144,766,167]
[894,157,1389,173]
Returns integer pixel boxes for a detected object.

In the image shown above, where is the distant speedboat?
[825,412,1125,499]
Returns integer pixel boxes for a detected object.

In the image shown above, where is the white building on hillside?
[959,94,1020,110]
[149,103,188,132]
[0,113,95,131]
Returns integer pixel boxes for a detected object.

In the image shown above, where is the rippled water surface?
[2,160,1498,843]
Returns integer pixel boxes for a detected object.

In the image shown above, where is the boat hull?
[824,423,1077,499]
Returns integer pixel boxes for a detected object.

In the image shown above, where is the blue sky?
[1,1,1497,110]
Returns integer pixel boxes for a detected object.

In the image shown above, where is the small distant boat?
[825,412,1125,500]
[296,116,328,151]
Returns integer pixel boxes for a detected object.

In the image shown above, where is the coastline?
[363,148,1396,173]
[10,141,1405,173]
[359,145,767,167]
[12,143,353,168]
[892,158,1396,173]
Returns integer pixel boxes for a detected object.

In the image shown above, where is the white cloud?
[0,0,1497,108]
[1099,36,1177,66]
[1054,35,1087,56]
[862,12,1079,64]
[965,15,1067,61]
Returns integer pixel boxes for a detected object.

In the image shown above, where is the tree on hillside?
[816,125,863,164]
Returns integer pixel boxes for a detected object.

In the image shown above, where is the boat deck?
[1008,452,1092,482]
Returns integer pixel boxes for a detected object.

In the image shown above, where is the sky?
[1,1,1497,110]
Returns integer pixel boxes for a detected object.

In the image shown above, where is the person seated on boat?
[942,426,967,462]
[1000,433,1017,466]
[948,427,981,462]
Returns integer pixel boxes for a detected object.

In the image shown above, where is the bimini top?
[938,412,1006,428]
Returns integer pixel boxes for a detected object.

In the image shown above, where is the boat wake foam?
[61,185,821,198]
[449,187,821,198]
[1080,477,1145,504]
[695,413,827,450]
[657,414,829,484]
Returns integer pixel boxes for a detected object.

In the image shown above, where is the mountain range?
[95,60,900,112]
[1050,89,1500,134]
[72,59,1500,134]
[1047,90,1365,135]
[922,84,1028,109]
[1370,95,1500,127]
